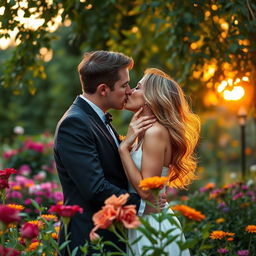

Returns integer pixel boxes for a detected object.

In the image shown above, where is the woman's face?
[124,77,146,112]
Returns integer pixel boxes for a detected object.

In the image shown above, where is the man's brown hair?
[78,51,133,93]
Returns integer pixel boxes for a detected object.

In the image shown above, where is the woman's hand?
[120,107,156,151]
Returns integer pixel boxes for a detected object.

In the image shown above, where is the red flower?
[20,222,39,240]
[0,205,21,224]
[0,168,17,180]
[49,204,83,217]
[0,245,20,256]
[0,179,9,190]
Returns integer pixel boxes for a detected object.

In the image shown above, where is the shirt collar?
[79,94,105,123]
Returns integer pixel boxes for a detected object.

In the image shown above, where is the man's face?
[107,68,132,110]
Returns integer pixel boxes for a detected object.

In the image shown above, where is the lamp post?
[237,107,247,180]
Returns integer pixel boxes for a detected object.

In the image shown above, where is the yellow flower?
[7,204,24,211]
[210,230,227,240]
[171,205,206,221]
[139,176,169,191]
[216,218,225,224]
[119,135,126,141]
[41,214,58,222]
[246,225,256,233]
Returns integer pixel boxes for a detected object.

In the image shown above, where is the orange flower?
[27,241,39,251]
[226,232,235,237]
[7,204,24,211]
[28,220,44,228]
[204,183,215,190]
[118,205,140,229]
[92,204,119,229]
[119,135,126,141]
[227,237,234,241]
[210,230,227,240]
[51,232,58,240]
[171,205,205,221]
[89,226,100,242]
[245,225,256,233]
[12,185,21,190]
[41,214,58,222]
[215,218,225,224]
[139,176,169,191]
[105,193,129,208]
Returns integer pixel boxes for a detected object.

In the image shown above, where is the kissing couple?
[54,50,200,255]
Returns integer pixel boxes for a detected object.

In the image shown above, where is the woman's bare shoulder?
[144,122,169,141]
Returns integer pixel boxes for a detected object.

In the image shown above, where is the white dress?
[128,144,190,256]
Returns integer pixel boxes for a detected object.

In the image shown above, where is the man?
[54,51,156,255]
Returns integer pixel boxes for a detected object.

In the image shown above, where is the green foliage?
[1,0,255,94]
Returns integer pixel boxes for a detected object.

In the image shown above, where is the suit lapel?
[73,96,119,151]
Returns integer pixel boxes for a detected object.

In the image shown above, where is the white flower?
[13,126,24,135]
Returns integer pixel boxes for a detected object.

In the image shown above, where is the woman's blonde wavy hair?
[143,68,200,189]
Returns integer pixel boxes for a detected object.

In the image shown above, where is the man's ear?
[97,84,110,96]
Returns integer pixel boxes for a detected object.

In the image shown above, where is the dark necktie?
[104,112,113,125]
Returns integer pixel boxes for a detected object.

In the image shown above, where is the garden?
[0,0,256,255]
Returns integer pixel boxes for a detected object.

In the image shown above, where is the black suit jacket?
[54,96,141,255]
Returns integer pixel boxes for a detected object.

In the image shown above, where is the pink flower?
[0,205,21,224]
[20,223,39,240]
[237,250,249,256]
[49,205,83,217]
[0,245,20,256]
[53,191,64,202]
[217,248,229,254]
[233,192,243,200]
[3,150,17,159]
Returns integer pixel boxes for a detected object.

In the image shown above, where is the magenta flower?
[233,192,243,200]
[217,248,228,254]
[237,250,249,256]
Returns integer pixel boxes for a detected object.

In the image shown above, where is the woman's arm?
[119,125,166,200]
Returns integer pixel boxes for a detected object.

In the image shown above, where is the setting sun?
[223,86,245,101]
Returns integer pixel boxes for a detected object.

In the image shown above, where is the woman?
[119,68,200,255]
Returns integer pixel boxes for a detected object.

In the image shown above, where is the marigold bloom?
[27,220,44,229]
[104,193,129,208]
[226,232,235,237]
[139,176,169,191]
[7,204,24,211]
[51,232,58,240]
[41,214,58,222]
[12,185,21,191]
[119,135,126,141]
[209,230,227,240]
[118,205,140,229]
[49,204,83,217]
[245,225,256,233]
[92,204,119,229]
[0,205,21,224]
[27,241,39,252]
[216,218,225,224]
[171,204,206,221]
[227,237,234,241]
